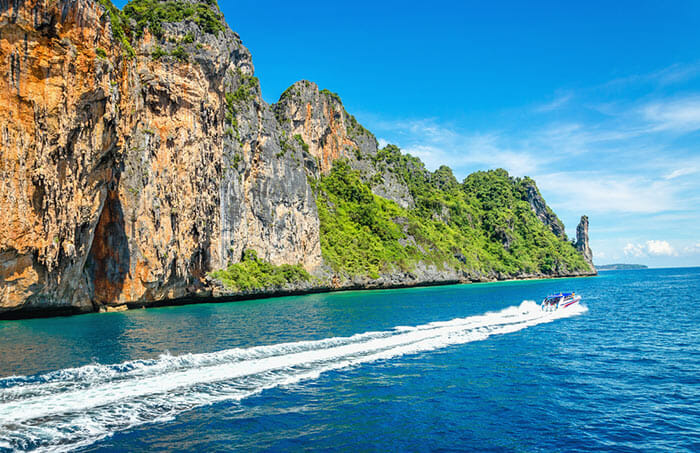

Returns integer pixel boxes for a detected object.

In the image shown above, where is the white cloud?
[663,167,698,180]
[623,240,679,258]
[645,240,677,256]
[377,138,389,148]
[653,63,700,86]
[624,243,645,257]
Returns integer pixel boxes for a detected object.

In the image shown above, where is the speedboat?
[541,292,581,312]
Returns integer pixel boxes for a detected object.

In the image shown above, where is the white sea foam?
[0,300,586,452]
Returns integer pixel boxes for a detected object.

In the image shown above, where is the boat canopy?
[547,292,573,298]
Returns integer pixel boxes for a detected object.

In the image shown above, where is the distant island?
[596,264,649,271]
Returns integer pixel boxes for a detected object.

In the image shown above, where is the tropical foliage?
[314,148,590,278]
[123,0,224,38]
[210,250,311,291]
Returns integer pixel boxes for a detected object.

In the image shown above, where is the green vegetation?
[314,149,590,279]
[319,88,342,104]
[170,45,188,61]
[224,93,236,120]
[228,72,260,104]
[278,85,297,102]
[231,153,242,169]
[210,250,311,291]
[346,112,374,140]
[224,92,241,139]
[277,136,293,158]
[151,44,167,59]
[97,0,219,58]
[95,47,107,58]
[313,161,416,278]
[123,0,224,38]
[181,32,195,44]
[97,0,135,57]
[293,134,309,153]
[279,81,313,102]
[150,43,191,62]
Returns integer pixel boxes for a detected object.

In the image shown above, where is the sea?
[0,267,698,452]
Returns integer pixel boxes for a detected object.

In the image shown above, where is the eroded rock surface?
[0,0,320,316]
[273,80,414,209]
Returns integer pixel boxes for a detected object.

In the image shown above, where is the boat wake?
[0,300,586,452]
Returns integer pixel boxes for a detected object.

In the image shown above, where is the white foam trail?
[0,301,586,452]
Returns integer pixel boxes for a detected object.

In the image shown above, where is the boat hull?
[541,295,581,312]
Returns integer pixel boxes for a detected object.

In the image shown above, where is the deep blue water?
[1,268,699,452]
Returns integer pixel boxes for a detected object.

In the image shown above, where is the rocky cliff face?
[0,0,595,318]
[0,0,122,314]
[523,180,566,239]
[272,81,414,209]
[0,0,320,316]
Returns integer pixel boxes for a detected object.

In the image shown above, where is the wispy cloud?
[535,92,573,112]
[603,62,700,89]
[535,172,679,214]
[371,118,546,176]
[684,243,700,254]
[664,167,698,180]
[641,96,700,132]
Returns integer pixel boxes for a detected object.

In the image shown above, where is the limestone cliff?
[523,179,566,239]
[0,0,595,318]
[0,0,320,316]
[272,81,414,209]
[0,0,121,314]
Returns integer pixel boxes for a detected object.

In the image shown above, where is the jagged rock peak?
[114,0,252,76]
[576,215,593,265]
[271,80,415,208]
[272,80,377,174]
[522,178,567,239]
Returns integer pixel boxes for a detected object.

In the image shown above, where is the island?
[0,0,596,319]
[596,264,649,271]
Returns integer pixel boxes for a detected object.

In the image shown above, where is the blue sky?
[115,1,700,267]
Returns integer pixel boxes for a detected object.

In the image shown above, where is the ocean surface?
[1,267,699,452]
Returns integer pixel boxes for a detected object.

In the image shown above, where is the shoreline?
[0,272,597,321]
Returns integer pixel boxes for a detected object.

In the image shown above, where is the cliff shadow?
[85,189,129,307]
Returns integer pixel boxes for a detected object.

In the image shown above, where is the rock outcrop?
[272,81,414,209]
[0,0,596,319]
[576,215,594,267]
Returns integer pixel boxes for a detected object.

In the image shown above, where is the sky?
[115,0,700,268]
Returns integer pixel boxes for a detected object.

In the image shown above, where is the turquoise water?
[1,268,699,451]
